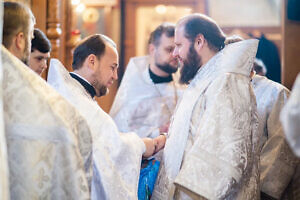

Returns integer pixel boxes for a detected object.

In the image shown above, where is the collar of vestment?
[148,67,173,84]
[70,72,96,98]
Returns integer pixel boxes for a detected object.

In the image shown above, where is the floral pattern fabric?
[252,75,299,199]
[152,39,260,200]
[2,46,92,200]
[281,73,300,157]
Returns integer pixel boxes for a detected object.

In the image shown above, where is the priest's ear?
[194,34,205,52]
[148,43,156,56]
[86,54,97,70]
[15,32,25,51]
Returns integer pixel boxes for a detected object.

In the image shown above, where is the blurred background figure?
[110,23,185,140]
[281,73,300,158]
[253,58,267,76]
[254,33,281,83]
[252,59,299,200]
[29,28,51,76]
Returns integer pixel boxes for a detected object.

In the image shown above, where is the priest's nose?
[173,46,179,58]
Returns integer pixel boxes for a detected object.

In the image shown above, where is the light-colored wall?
[209,0,281,27]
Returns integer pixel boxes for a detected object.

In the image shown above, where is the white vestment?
[48,59,146,200]
[0,5,10,198]
[281,73,300,157]
[252,75,298,199]
[2,46,92,199]
[280,73,300,200]
[110,56,185,138]
[152,39,260,200]
[0,68,9,200]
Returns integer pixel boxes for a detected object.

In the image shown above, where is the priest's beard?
[99,86,108,97]
[179,45,202,84]
[155,53,178,74]
[92,78,108,97]
[156,62,178,74]
[21,37,30,65]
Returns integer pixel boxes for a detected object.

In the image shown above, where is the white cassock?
[1,46,92,199]
[109,56,185,138]
[281,73,300,157]
[48,59,145,200]
[0,6,10,198]
[280,73,300,200]
[152,39,260,200]
[252,75,299,199]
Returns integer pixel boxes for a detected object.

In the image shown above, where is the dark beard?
[156,62,178,74]
[92,78,108,97]
[99,85,108,97]
[179,45,202,84]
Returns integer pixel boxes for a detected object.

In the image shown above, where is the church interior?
[1,1,300,199]
[8,0,300,113]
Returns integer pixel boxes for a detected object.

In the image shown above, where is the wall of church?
[7,0,299,112]
[282,0,300,90]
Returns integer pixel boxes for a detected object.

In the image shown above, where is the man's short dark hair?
[253,58,267,75]
[180,14,226,52]
[148,23,175,47]
[3,1,35,48]
[72,34,116,70]
[31,29,51,53]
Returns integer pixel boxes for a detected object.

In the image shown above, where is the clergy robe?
[281,165,300,200]
[48,59,146,200]
[281,73,300,157]
[1,46,92,199]
[0,84,9,200]
[252,75,299,199]
[0,10,10,199]
[280,73,300,200]
[152,39,260,200]
[110,56,185,138]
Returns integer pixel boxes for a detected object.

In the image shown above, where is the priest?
[2,2,92,199]
[110,23,185,138]
[252,60,299,199]
[0,1,9,198]
[281,73,300,157]
[280,74,300,200]
[152,13,260,199]
[48,34,159,199]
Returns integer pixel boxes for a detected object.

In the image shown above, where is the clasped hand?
[142,135,167,158]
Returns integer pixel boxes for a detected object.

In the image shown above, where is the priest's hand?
[159,121,170,133]
[153,135,167,153]
[142,138,157,158]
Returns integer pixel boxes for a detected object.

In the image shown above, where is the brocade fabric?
[152,39,260,200]
[48,59,146,200]
[2,46,92,200]
[0,15,10,199]
[252,75,298,199]
[281,73,300,157]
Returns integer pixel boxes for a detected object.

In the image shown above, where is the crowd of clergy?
[0,1,299,200]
